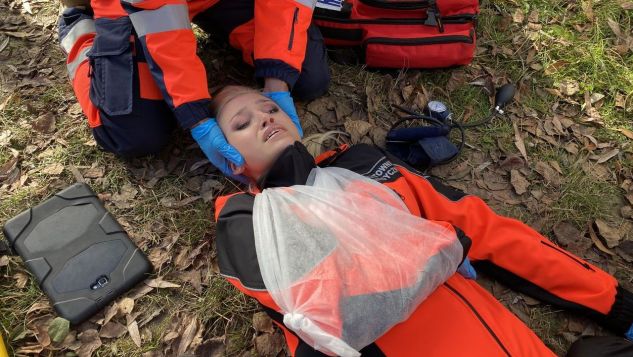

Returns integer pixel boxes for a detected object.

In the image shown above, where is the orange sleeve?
[253,0,315,86]
[121,0,211,128]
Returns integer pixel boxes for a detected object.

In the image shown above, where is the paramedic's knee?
[566,336,633,357]
[92,102,176,158]
[292,24,330,101]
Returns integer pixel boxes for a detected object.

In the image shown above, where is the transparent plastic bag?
[253,167,463,356]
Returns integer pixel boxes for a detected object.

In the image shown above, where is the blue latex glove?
[191,119,247,183]
[457,258,477,280]
[264,91,303,137]
[626,324,633,341]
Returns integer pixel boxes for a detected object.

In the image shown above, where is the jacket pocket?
[88,17,134,116]
[288,7,299,51]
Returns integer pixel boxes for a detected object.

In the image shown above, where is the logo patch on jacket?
[363,157,400,182]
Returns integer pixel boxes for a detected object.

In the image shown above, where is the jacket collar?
[257,142,316,189]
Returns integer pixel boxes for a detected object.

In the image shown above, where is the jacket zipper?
[359,0,430,10]
[364,32,473,47]
[288,7,299,51]
[540,241,595,271]
[445,283,511,356]
[315,13,477,25]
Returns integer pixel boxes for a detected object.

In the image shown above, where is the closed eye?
[235,120,250,130]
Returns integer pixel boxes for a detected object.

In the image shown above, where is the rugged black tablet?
[3,183,152,325]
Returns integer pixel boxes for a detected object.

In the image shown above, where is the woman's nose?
[260,114,275,128]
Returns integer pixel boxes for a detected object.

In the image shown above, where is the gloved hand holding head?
[211,86,302,181]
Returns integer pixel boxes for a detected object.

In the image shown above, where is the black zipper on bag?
[364,33,473,47]
[288,7,299,51]
[445,283,511,356]
[315,13,477,25]
[359,0,430,10]
[540,241,596,271]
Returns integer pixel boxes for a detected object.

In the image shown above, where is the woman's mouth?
[264,126,285,142]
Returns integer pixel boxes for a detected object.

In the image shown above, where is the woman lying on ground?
[206,86,633,357]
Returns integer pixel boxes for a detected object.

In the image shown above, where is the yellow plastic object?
[0,334,8,357]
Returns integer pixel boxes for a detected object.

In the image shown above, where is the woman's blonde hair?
[212,85,350,156]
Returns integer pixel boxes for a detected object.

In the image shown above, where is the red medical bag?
[314,0,479,68]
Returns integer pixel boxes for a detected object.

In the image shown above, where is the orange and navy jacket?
[214,142,633,356]
[59,0,317,128]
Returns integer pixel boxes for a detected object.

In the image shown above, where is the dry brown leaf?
[148,248,170,270]
[595,148,619,164]
[344,120,372,144]
[33,318,52,347]
[160,195,201,208]
[528,9,539,23]
[111,184,138,209]
[145,277,181,289]
[582,0,594,21]
[588,224,615,255]
[179,269,202,293]
[446,71,466,93]
[16,344,44,355]
[76,329,102,357]
[196,337,226,357]
[99,322,127,339]
[595,219,624,248]
[548,161,563,175]
[0,255,8,267]
[102,302,118,326]
[512,8,525,23]
[498,155,525,171]
[254,332,285,357]
[401,84,414,100]
[552,222,582,247]
[510,170,530,195]
[563,142,579,155]
[68,165,85,183]
[118,297,134,316]
[558,80,580,96]
[513,122,529,163]
[622,2,633,10]
[535,161,562,186]
[253,312,275,334]
[0,156,19,182]
[31,112,55,134]
[127,320,142,348]
[14,272,28,288]
[177,316,198,356]
[618,128,633,140]
[83,166,105,179]
[41,162,64,175]
[607,18,622,38]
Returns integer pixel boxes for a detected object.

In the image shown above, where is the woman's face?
[217,91,301,179]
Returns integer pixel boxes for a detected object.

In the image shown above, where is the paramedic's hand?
[457,258,477,280]
[263,91,304,137]
[626,324,633,341]
[191,119,247,183]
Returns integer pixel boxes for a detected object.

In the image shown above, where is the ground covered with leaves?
[1,0,632,356]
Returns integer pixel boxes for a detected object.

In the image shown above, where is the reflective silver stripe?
[295,0,317,9]
[61,19,95,54]
[67,46,90,80]
[128,4,191,37]
[120,0,143,3]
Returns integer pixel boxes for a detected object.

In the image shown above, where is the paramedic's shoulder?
[214,193,266,290]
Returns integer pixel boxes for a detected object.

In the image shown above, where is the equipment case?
[314,0,479,68]
[3,183,152,325]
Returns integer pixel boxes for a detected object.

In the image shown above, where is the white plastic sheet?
[253,167,463,356]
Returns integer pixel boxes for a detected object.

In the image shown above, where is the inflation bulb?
[494,83,516,114]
